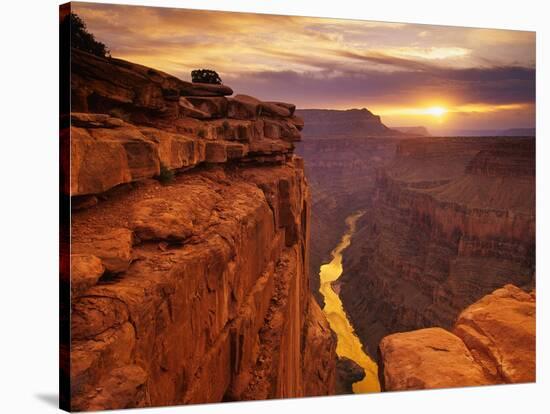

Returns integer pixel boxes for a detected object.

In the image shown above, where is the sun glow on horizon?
[425,106,447,117]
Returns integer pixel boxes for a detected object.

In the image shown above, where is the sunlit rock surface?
[64,49,336,410]
[380,285,535,391]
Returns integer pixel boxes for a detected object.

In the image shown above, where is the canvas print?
[59,2,536,411]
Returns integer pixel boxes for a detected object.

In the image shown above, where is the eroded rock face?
[379,285,536,391]
[295,135,401,304]
[454,284,536,383]
[340,137,535,357]
[67,50,305,198]
[66,49,336,410]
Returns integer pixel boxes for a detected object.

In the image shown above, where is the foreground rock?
[379,285,536,391]
[65,49,337,410]
[454,284,536,383]
[380,328,492,391]
[335,357,366,394]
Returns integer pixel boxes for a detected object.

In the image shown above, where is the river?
[319,211,381,393]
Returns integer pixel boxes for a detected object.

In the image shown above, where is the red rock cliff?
[63,49,336,411]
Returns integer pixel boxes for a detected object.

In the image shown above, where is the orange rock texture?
[64,49,336,411]
[379,284,535,391]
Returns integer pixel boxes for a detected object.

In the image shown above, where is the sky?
[72,2,536,134]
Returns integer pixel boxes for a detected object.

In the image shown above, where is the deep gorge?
[64,48,536,410]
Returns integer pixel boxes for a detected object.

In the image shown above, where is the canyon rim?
[60,2,536,412]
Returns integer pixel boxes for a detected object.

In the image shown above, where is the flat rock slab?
[180,82,233,97]
[380,327,492,391]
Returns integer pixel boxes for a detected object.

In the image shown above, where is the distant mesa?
[392,126,431,136]
[441,127,536,137]
[296,108,404,139]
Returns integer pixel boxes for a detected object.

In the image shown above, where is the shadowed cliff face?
[296,136,402,304]
[66,49,336,411]
[340,136,535,358]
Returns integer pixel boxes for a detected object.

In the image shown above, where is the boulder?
[453,284,536,383]
[379,327,492,391]
[227,95,261,120]
[335,357,365,395]
[71,254,105,297]
[130,199,194,241]
[186,97,228,118]
[72,228,134,273]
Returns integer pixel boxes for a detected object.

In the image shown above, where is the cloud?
[71,2,535,128]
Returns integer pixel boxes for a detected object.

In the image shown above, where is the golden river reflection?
[319,211,381,393]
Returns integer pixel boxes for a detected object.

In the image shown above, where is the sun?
[425,106,447,117]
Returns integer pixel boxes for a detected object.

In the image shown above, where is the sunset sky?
[73,2,536,134]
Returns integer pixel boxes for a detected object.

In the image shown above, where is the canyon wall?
[379,284,536,390]
[63,49,336,411]
[295,109,424,305]
[340,136,536,358]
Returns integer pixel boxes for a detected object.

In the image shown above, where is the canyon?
[62,49,337,411]
[340,136,535,358]
[62,48,536,410]
[295,110,403,304]
[297,108,535,390]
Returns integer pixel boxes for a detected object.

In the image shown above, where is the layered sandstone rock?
[379,285,535,391]
[65,49,336,411]
[454,284,536,383]
[340,137,535,357]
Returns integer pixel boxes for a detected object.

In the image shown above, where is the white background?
[0,0,547,412]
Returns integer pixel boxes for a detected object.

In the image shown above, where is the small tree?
[62,12,110,58]
[191,69,222,84]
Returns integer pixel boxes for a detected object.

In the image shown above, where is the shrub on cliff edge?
[62,12,110,58]
[191,69,222,84]
[157,163,175,185]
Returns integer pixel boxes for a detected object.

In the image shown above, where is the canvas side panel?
[59,2,72,412]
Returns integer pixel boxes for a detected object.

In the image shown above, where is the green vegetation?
[157,163,175,185]
[191,69,222,85]
[62,12,110,58]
